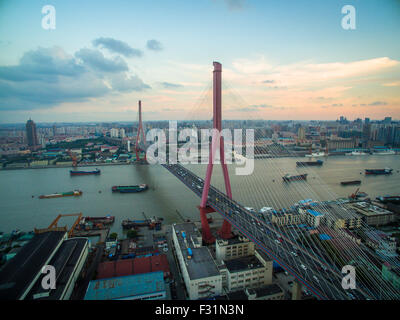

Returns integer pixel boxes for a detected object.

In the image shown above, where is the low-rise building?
[219,250,273,293]
[215,236,255,264]
[227,284,284,300]
[271,210,304,226]
[84,271,166,300]
[382,263,400,292]
[0,231,89,300]
[172,223,222,300]
[347,202,396,226]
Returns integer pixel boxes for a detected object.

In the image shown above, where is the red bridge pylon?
[135,100,146,162]
[199,62,233,244]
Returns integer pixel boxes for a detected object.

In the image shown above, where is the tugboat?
[283,173,308,182]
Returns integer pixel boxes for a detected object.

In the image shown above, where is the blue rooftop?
[319,234,331,241]
[84,271,165,300]
[307,209,324,217]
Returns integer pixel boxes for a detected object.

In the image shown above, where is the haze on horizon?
[0,0,399,124]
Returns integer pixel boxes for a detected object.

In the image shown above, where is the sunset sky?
[0,0,399,123]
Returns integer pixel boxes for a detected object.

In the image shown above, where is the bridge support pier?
[292,281,303,300]
[198,206,215,244]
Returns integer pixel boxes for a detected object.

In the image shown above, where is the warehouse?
[84,271,166,300]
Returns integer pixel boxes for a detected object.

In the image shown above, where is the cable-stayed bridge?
[134,62,400,300]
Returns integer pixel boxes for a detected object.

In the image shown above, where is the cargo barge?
[70,169,101,176]
[340,180,361,186]
[122,217,162,230]
[365,168,393,175]
[296,160,323,167]
[376,195,400,204]
[83,215,115,225]
[283,173,308,182]
[112,184,148,193]
[39,190,82,199]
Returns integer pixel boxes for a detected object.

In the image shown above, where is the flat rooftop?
[26,237,88,300]
[173,223,220,280]
[0,231,66,300]
[96,254,170,279]
[307,209,323,217]
[249,283,283,297]
[349,202,393,217]
[225,255,264,273]
[84,271,165,300]
[216,236,251,246]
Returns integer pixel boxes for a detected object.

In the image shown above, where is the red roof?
[96,254,170,279]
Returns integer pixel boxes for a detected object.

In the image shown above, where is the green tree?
[109,232,118,240]
[127,230,138,239]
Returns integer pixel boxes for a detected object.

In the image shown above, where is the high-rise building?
[25,119,38,147]
[297,126,306,140]
[384,117,392,124]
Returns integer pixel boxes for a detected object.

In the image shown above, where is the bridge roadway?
[162,163,375,300]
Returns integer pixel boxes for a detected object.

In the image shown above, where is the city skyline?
[0,0,400,123]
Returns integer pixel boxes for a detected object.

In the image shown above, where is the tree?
[109,232,118,240]
[127,230,138,239]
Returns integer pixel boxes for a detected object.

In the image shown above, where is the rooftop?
[307,209,324,217]
[0,231,66,300]
[173,223,220,280]
[84,271,165,300]
[225,255,264,273]
[96,254,170,279]
[249,283,283,297]
[26,237,88,300]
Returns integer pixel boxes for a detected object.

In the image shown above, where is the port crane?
[34,213,83,237]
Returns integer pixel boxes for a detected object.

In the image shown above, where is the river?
[0,155,399,235]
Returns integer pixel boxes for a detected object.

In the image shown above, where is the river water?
[0,155,399,235]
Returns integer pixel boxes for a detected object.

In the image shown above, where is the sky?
[0,0,399,123]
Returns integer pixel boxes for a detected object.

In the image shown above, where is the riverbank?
[0,162,135,171]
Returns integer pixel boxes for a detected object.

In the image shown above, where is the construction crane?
[67,150,78,167]
[349,188,360,200]
[35,213,83,237]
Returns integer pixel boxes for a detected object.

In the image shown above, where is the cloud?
[160,82,183,88]
[368,101,387,106]
[75,48,128,73]
[109,73,151,92]
[92,37,142,57]
[0,46,149,110]
[146,39,163,51]
[0,46,84,82]
[382,81,400,87]
[248,104,272,109]
[223,0,245,10]
[231,56,399,86]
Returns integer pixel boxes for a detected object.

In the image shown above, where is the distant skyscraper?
[297,126,306,140]
[384,117,392,124]
[25,119,38,147]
